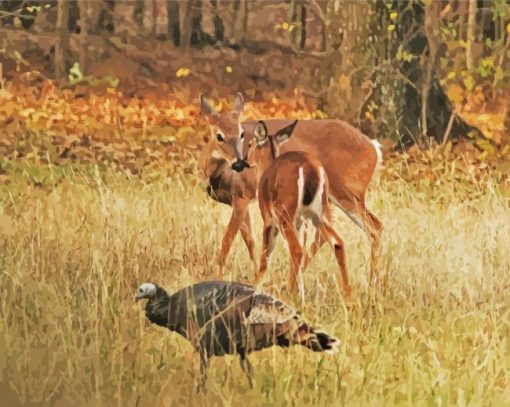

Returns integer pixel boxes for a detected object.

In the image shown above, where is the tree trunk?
[420,0,441,142]
[453,0,468,77]
[167,0,180,46]
[211,0,224,44]
[289,1,307,49]
[457,0,467,41]
[230,0,240,45]
[77,0,89,74]
[290,0,298,48]
[300,3,307,49]
[180,0,194,50]
[55,0,69,81]
[466,0,476,71]
[134,0,144,26]
[321,0,372,122]
[241,0,249,41]
[152,0,158,37]
[480,0,497,42]
[289,0,307,50]
[180,0,206,50]
[84,0,114,34]
[95,0,115,33]
[395,1,482,147]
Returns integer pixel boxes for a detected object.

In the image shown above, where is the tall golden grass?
[0,161,509,406]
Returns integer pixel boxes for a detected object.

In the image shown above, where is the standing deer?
[199,93,383,284]
[199,95,259,276]
[251,119,351,295]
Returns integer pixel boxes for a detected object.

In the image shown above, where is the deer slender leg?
[319,220,351,297]
[255,223,278,284]
[364,210,383,285]
[239,209,258,273]
[336,198,383,286]
[216,197,251,277]
[217,210,240,277]
[296,217,305,246]
[280,220,304,294]
[303,229,326,271]
[320,204,351,296]
[296,218,311,273]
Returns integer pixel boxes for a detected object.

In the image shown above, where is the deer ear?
[254,120,268,144]
[199,94,218,116]
[274,120,298,144]
[233,92,244,115]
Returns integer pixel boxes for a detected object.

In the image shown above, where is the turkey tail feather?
[315,330,340,354]
[294,322,340,354]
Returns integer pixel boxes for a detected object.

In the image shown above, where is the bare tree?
[211,0,224,44]
[230,0,240,45]
[134,0,144,26]
[167,0,180,46]
[299,2,307,49]
[290,0,307,50]
[180,0,205,50]
[77,0,89,74]
[55,0,69,81]
[393,1,482,147]
[241,0,249,41]
[466,0,476,71]
[180,0,194,50]
[421,0,441,141]
[152,0,158,37]
[457,0,467,42]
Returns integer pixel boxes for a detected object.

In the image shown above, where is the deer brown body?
[252,121,351,295]
[199,93,383,284]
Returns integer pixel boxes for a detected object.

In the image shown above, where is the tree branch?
[440,111,456,150]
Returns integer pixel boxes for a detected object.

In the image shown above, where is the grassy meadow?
[0,159,509,406]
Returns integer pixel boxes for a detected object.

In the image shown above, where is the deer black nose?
[231,160,247,172]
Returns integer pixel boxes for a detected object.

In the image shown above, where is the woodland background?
[0,0,509,179]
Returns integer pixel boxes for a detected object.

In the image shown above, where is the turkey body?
[139,280,339,389]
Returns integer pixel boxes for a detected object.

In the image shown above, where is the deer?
[199,93,383,286]
[250,119,351,296]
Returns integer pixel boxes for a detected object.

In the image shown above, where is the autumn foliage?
[0,74,326,178]
[1,71,509,191]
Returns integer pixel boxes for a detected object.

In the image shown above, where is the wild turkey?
[135,280,340,389]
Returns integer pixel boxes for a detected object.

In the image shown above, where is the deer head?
[252,119,298,161]
[199,92,249,172]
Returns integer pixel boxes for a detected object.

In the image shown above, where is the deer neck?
[268,135,278,160]
[253,136,279,176]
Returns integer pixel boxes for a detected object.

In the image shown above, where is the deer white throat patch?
[235,123,245,160]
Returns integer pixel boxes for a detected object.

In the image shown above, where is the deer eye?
[240,132,245,139]
[216,133,224,142]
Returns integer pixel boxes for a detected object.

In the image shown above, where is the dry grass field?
[0,159,509,406]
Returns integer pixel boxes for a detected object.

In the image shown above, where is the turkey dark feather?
[135,281,339,390]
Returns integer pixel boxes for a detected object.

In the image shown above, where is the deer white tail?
[297,166,305,212]
[371,139,383,170]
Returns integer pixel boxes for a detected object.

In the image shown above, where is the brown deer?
[198,95,258,276]
[251,119,351,296]
[199,93,383,284]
